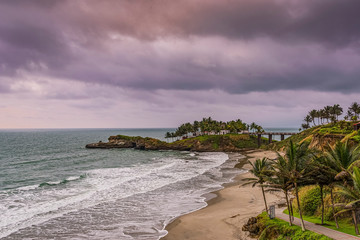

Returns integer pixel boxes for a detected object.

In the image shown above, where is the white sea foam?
[0,152,240,240]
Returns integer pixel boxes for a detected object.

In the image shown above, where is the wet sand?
[162,150,282,240]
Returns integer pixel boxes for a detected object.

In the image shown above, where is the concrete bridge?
[247,132,298,146]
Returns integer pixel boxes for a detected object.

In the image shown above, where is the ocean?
[0,128,297,239]
[0,129,249,240]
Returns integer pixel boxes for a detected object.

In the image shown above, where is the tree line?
[165,117,264,141]
[245,140,360,234]
[302,102,360,129]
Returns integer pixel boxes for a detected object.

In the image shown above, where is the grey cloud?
[60,0,360,47]
[0,0,360,96]
[0,4,72,75]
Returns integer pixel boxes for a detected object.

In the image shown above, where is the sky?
[1,0,360,128]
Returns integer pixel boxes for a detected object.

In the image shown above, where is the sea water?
[0,129,245,240]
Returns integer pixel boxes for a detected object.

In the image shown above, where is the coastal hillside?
[268,121,360,151]
[86,134,262,152]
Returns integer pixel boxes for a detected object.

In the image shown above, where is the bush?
[256,212,332,240]
[293,186,322,216]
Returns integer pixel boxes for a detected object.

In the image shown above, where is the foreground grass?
[257,212,332,240]
[283,209,358,237]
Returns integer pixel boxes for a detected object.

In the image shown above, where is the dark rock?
[242,217,260,238]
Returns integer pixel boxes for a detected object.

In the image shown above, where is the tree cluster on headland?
[302,102,360,130]
[246,140,360,235]
[165,117,264,141]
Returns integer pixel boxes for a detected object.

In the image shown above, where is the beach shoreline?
[161,149,282,240]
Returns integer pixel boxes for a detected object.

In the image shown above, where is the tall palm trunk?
[285,190,292,226]
[352,209,359,235]
[295,182,306,231]
[289,197,294,221]
[261,185,269,214]
[330,188,339,228]
[320,185,324,225]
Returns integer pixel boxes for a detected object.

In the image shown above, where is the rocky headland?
[86,134,260,152]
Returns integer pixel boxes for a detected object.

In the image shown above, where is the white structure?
[220,130,230,135]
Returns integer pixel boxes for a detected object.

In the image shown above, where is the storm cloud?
[1,0,360,128]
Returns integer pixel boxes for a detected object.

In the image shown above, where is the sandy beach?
[162,150,282,240]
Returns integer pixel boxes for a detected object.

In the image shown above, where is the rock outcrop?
[86,134,259,152]
[242,217,261,238]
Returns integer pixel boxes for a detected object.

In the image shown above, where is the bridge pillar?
[281,135,285,141]
[257,134,262,147]
[268,134,273,144]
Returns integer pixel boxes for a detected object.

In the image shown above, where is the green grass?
[257,212,332,240]
[268,121,360,150]
[283,209,358,237]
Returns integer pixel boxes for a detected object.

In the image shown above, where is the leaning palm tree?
[336,167,360,235]
[266,159,294,226]
[243,158,272,214]
[276,140,313,231]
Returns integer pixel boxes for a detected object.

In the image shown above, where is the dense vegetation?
[245,140,360,235]
[269,121,360,151]
[302,102,360,129]
[165,117,264,140]
[106,133,262,151]
[256,212,332,240]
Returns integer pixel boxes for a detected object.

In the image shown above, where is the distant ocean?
[0,128,297,239]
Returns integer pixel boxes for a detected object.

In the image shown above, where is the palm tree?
[268,157,294,225]
[319,109,326,124]
[165,132,171,142]
[192,121,200,135]
[309,155,338,226]
[276,140,313,231]
[250,122,257,133]
[243,158,272,214]
[349,102,360,120]
[325,141,360,227]
[333,104,343,121]
[304,115,312,126]
[324,106,332,123]
[336,167,360,235]
[325,141,360,183]
[301,123,310,130]
[309,110,318,126]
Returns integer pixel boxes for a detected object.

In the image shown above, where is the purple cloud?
[1,0,360,128]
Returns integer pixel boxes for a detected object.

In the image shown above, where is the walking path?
[275,208,360,240]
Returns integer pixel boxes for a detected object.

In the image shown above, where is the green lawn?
[283,209,360,237]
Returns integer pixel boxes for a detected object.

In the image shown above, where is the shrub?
[256,212,332,240]
[293,186,322,216]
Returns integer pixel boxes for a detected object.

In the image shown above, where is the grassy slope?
[114,133,260,150]
[257,212,332,240]
[268,121,360,151]
[169,134,261,151]
[283,209,357,237]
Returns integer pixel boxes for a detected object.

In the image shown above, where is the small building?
[220,130,230,135]
[354,122,360,131]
